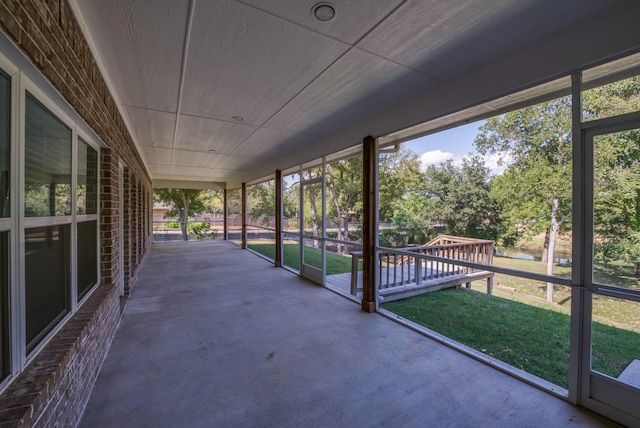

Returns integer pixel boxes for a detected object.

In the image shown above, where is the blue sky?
[402,119,508,175]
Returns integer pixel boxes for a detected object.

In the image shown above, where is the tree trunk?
[181,190,190,241]
[328,179,344,254]
[546,196,560,302]
[308,184,320,248]
[636,262,640,277]
[541,228,550,264]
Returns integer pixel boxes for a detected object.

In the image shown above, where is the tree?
[202,189,224,216]
[247,181,275,226]
[379,147,424,222]
[378,147,425,247]
[475,96,573,302]
[423,156,500,240]
[326,156,362,253]
[154,188,208,241]
[584,76,640,277]
[301,168,323,246]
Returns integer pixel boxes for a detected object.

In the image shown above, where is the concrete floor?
[80,240,617,428]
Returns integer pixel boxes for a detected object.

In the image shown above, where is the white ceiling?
[69,0,638,189]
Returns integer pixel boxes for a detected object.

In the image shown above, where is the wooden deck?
[326,236,495,302]
[326,267,493,302]
[326,272,360,298]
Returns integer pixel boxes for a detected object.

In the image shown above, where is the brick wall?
[123,167,132,294]
[0,283,120,427]
[0,1,154,426]
[100,148,119,287]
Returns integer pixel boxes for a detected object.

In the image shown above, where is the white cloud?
[483,152,513,176]
[419,150,513,176]
[420,150,455,167]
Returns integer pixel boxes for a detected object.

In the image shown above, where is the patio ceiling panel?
[121,107,176,149]
[178,0,350,126]
[263,48,437,137]
[139,147,173,165]
[356,0,620,81]
[148,163,172,176]
[170,163,256,179]
[238,0,404,46]
[210,154,273,172]
[231,127,320,159]
[173,114,257,153]
[172,150,231,169]
[76,0,188,112]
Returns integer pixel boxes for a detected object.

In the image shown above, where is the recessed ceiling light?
[232,115,244,122]
[208,149,217,153]
[312,3,335,22]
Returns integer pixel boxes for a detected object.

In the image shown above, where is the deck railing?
[349,235,494,295]
[378,237,494,289]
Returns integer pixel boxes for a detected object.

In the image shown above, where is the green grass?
[383,289,640,388]
[247,242,357,275]
[488,256,640,329]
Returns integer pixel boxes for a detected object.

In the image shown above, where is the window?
[77,220,97,301]
[0,232,8,382]
[0,70,10,218]
[25,225,70,353]
[24,92,73,353]
[77,138,98,215]
[24,93,72,217]
[77,138,98,300]
[0,68,10,382]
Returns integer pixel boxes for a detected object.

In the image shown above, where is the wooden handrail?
[349,235,495,294]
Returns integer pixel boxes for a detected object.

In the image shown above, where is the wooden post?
[362,135,377,313]
[241,182,247,249]
[275,170,282,267]
[223,189,228,241]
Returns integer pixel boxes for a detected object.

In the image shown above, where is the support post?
[275,170,283,267]
[241,182,247,249]
[362,135,377,313]
[223,189,228,240]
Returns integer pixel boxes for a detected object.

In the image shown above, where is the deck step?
[618,359,640,388]
[379,271,494,302]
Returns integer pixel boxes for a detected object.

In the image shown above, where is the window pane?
[77,220,97,300]
[25,93,72,217]
[591,293,640,384]
[247,180,275,229]
[25,225,70,352]
[583,74,640,122]
[0,70,10,218]
[593,129,640,288]
[77,139,98,215]
[227,189,241,245]
[0,231,8,381]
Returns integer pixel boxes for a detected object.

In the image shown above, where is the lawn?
[486,256,640,329]
[383,288,640,388]
[247,242,356,275]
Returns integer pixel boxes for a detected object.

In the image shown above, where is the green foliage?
[154,188,210,240]
[423,156,500,240]
[166,220,180,229]
[587,78,640,271]
[247,181,276,226]
[326,156,363,244]
[379,147,425,223]
[25,183,72,216]
[475,96,573,243]
[186,222,217,240]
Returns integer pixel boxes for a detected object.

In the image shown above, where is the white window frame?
[0,49,105,392]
